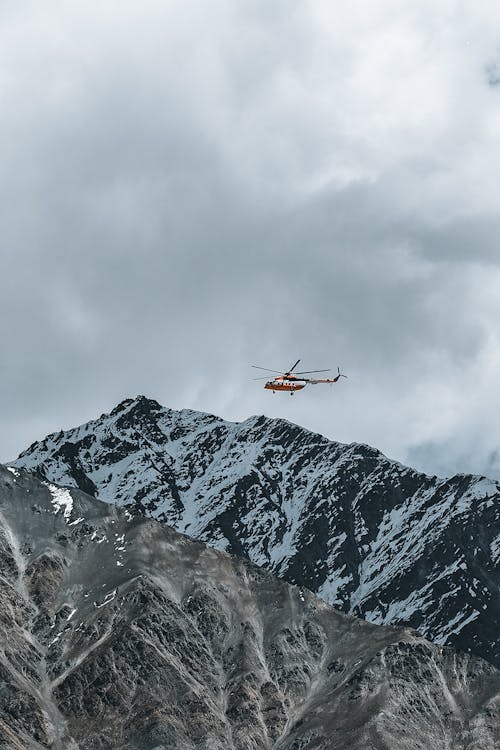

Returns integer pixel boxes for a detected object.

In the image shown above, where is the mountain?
[1,463,500,749]
[13,396,500,671]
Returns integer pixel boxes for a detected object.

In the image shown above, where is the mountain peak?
[110,394,144,413]
[109,394,163,417]
[12,398,500,671]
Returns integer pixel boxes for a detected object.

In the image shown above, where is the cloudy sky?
[2,1,500,478]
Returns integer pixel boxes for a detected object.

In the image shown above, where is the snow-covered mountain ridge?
[2,464,500,749]
[13,395,500,669]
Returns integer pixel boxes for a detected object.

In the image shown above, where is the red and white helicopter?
[252,359,347,395]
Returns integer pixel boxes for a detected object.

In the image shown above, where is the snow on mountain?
[2,464,500,749]
[13,395,500,669]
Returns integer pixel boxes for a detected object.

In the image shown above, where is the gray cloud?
[2,1,500,479]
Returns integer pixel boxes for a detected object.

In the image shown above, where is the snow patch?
[43,482,74,521]
[434,608,480,643]
[94,589,117,608]
[490,535,500,564]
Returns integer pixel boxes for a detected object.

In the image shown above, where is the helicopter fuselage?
[265,377,306,392]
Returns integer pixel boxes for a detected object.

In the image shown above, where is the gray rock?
[0,464,499,749]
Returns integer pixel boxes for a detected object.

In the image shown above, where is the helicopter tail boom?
[309,367,347,385]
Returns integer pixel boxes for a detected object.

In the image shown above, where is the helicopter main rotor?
[251,359,332,380]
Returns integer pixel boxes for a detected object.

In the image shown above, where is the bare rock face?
[13,396,500,670]
[1,464,500,749]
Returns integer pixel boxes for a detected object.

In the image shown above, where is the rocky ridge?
[13,396,500,670]
[1,464,500,749]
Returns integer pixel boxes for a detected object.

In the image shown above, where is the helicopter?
[252,359,347,395]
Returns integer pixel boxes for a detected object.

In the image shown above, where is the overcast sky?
[2,1,500,478]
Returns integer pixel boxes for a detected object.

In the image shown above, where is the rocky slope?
[1,464,500,749]
[13,396,500,671]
